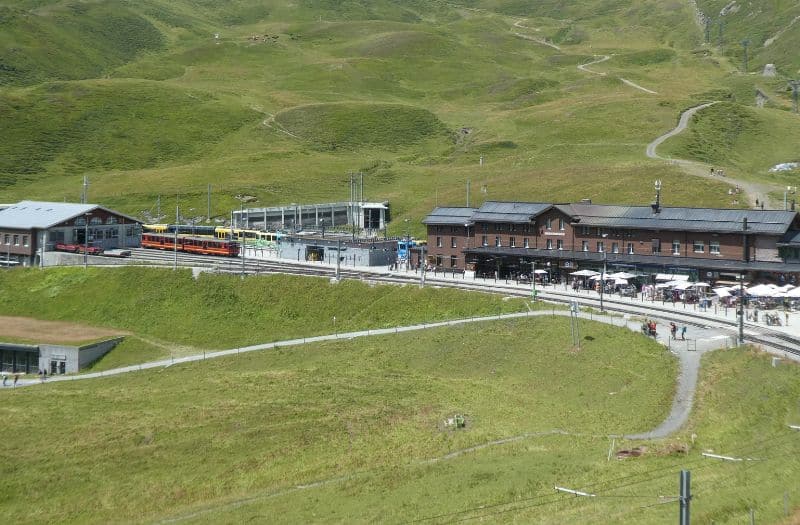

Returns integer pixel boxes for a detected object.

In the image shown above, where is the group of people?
[669,322,688,340]
[1,373,20,387]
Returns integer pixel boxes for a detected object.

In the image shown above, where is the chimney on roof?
[651,179,662,214]
[580,198,592,205]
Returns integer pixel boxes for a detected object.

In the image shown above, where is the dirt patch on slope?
[0,316,128,344]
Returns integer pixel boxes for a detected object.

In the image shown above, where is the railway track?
[123,249,800,356]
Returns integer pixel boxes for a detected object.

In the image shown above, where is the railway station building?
[423,199,800,284]
[0,201,141,267]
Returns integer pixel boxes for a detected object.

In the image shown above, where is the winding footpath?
[645,103,773,207]
[577,54,659,95]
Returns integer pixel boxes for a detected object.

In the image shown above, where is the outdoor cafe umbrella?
[532,269,548,274]
[571,269,600,277]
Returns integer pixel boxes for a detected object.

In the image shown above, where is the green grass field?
[2,317,799,524]
[2,0,799,231]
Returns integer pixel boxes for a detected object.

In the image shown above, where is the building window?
[23,235,29,247]
[481,223,488,233]
[627,243,634,254]
[523,238,529,248]
[435,255,443,266]
[13,235,19,246]
[710,241,720,254]
[75,217,86,226]
[524,224,531,233]
[557,239,564,250]
[482,235,488,247]
[652,239,661,254]
[126,227,134,237]
[495,236,501,247]
[510,237,516,248]
[436,236,442,248]
[450,255,457,267]
[546,239,553,250]
[545,218,552,230]
[450,225,457,233]
[597,241,604,253]
[559,218,565,231]
[497,223,505,232]
[672,240,681,255]
[106,217,118,225]
[510,224,516,232]
[581,226,590,235]
[3,234,8,245]
[693,240,705,253]
[90,217,102,226]
[582,241,589,252]
[596,228,603,236]
[611,242,619,254]
[451,237,457,248]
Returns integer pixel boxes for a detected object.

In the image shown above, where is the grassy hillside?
[0,0,798,227]
[3,327,799,523]
[0,267,528,350]
[0,317,678,524]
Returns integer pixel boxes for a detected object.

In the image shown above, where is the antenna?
[741,39,750,72]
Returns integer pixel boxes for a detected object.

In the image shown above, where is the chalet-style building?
[423,200,800,283]
[0,201,141,267]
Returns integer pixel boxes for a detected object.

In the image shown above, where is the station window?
[451,237,457,248]
[693,240,705,253]
[90,217,102,226]
[510,224,516,232]
[546,239,553,250]
[13,235,19,246]
[482,235,488,247]
[710,241,720,254]
[545,218,552,230]
[22,235,29,247]
[581,226,590,235]
[672,240,681,255]
[523,238,529,248]
[106,217,118,225]
[651,239,661,254]
[597,241,604,253]
[495,236,501,247]
[582,241,589,252]
[435,255,443,266]
[627,243,635,254]
[611,242,619,254]
[559,218,565,231]
[3,234,9,245]
[450,255,457,267]
[510,236,516,248]
[481,223,488,233]
[436,236,442,248]
[557,239,564,250]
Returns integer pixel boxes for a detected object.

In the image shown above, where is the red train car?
[141,233,240,257]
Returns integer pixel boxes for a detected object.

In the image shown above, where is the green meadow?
[1,0,799,232]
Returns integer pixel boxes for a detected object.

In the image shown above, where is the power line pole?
[704,16,712,44]
[335,239,341,281]
[718,18,725,54]
[679,470,691,525]
[174,202,179,270]
[207,183,211,220]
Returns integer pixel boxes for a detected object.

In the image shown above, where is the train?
[141,233,240,257]
[143,224,280,247]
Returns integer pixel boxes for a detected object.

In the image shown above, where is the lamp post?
[784,186,796,211]
[738,272,745,345]
[600,251,607,312]
[531,260,536,300]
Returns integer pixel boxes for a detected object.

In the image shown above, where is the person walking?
[670,322,677,340]
[13,374,19,387]
[2,373,7,387]
[681,326,687,340]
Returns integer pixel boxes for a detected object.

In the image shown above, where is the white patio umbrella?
[786,287,800,297]
[532,269,548,274]
[614,278,629,285]
[713,288,732,297]
[571,269,600,277]
[690,282,711,288]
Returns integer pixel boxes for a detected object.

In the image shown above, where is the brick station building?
[423,200,800,283]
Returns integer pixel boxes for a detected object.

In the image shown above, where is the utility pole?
[157,194,161,221]
[739,271,745,345]
[84,213,89,269]
[207,183,211,220]
[466,179,471,207]
[704,16,712,44]
[600,251,607,312]
[679,470,691,525]
[741,39,750,72]
[718,17,725,54]
[174,203,179,270]
[420,245,426,288]
[531,260,536,300]
[335,239,341,281]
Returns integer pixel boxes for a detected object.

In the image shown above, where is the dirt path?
[577,54,659,94]
[645,102,773,207]
[512,19,561,50]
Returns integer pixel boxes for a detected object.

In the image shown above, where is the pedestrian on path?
[670,322,677,339]
[785,311,790,326]
[13,374,19,387]
[681,326,687,340]
[2,373,7,387]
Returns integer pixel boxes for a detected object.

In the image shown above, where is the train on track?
[143,224,280,247]
[141,233,240,257]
